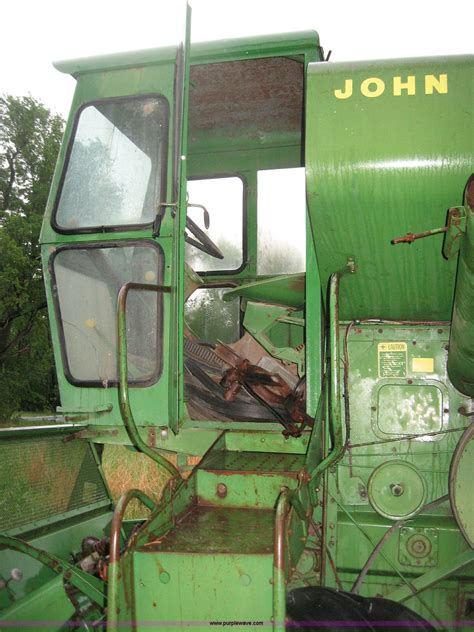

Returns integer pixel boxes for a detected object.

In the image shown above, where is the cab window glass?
[53,243,163,385]
[55,96,168,231]
[185,177,244,272]
[257,168,306,275]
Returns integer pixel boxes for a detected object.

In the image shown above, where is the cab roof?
[53,31,321,77]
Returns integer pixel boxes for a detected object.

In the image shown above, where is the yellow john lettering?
[334,73,449,99]
[360,77,385,98]
[393,75,416,96]
[425,73,448,94]
[334,79,353,99]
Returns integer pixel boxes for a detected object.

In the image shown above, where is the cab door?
[40,5,192,434]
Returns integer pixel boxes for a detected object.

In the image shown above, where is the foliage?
[0,95,63,419]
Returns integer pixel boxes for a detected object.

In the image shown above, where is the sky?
[1,0,472,118]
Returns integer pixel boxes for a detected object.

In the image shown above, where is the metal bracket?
[152,202,179,237]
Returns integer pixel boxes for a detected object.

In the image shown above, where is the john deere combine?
[1,7,473,631]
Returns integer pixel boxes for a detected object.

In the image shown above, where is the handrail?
[107,488,157,632]
[273,487,290,632]
[272,486,310,630]
[309,272,345,486]
[117,282,180,479]
[109,488,157,565]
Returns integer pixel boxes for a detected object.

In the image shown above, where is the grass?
[102,444,171,519]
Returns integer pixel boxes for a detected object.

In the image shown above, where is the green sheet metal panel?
[306,55,473,320]
[447,199,474,396]
[131,551,273,631]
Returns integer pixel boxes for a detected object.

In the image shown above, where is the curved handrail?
[117,282,180,479]
[273,487,290,631]
[109,488,156,565]
[272,485,310,630]
[107,488,157,632]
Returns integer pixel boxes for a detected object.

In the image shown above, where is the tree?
[0,95,64,419]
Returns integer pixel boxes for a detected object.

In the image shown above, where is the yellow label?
[378,342,407,378]
[378,342,407,352]
[412,357,434,373]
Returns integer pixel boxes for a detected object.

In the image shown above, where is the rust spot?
[148,427,156,448]
[216,483,228,498]
[215,343,311,438]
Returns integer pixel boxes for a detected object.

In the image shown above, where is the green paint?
[447,194,474,396]
[367,461,427,520]
[2,14,472,631]
[306,56,473,321]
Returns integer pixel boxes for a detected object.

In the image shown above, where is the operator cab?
[41,32,323,437]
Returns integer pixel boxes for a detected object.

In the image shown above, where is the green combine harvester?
[1,6,473,631]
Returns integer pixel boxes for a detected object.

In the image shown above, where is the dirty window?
[53,243,163,385]
[54,96,168,231]
[257,168,306,275]
[185,177,244,272]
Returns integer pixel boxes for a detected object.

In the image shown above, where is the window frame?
[186,173,248,276]
[51,94,170,235]
[49,239,165,388]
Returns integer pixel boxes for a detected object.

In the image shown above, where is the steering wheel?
[185,216,224,260]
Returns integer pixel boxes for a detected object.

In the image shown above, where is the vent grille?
[0,435,110,534]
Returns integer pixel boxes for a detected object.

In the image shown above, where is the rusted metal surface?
[148,426,157,448]
[215,343,312,437]
[391,226,448,244]
[149,505,274,554]
[443,206,467,259]
[62,428,118,442]
[189,57,304,141]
